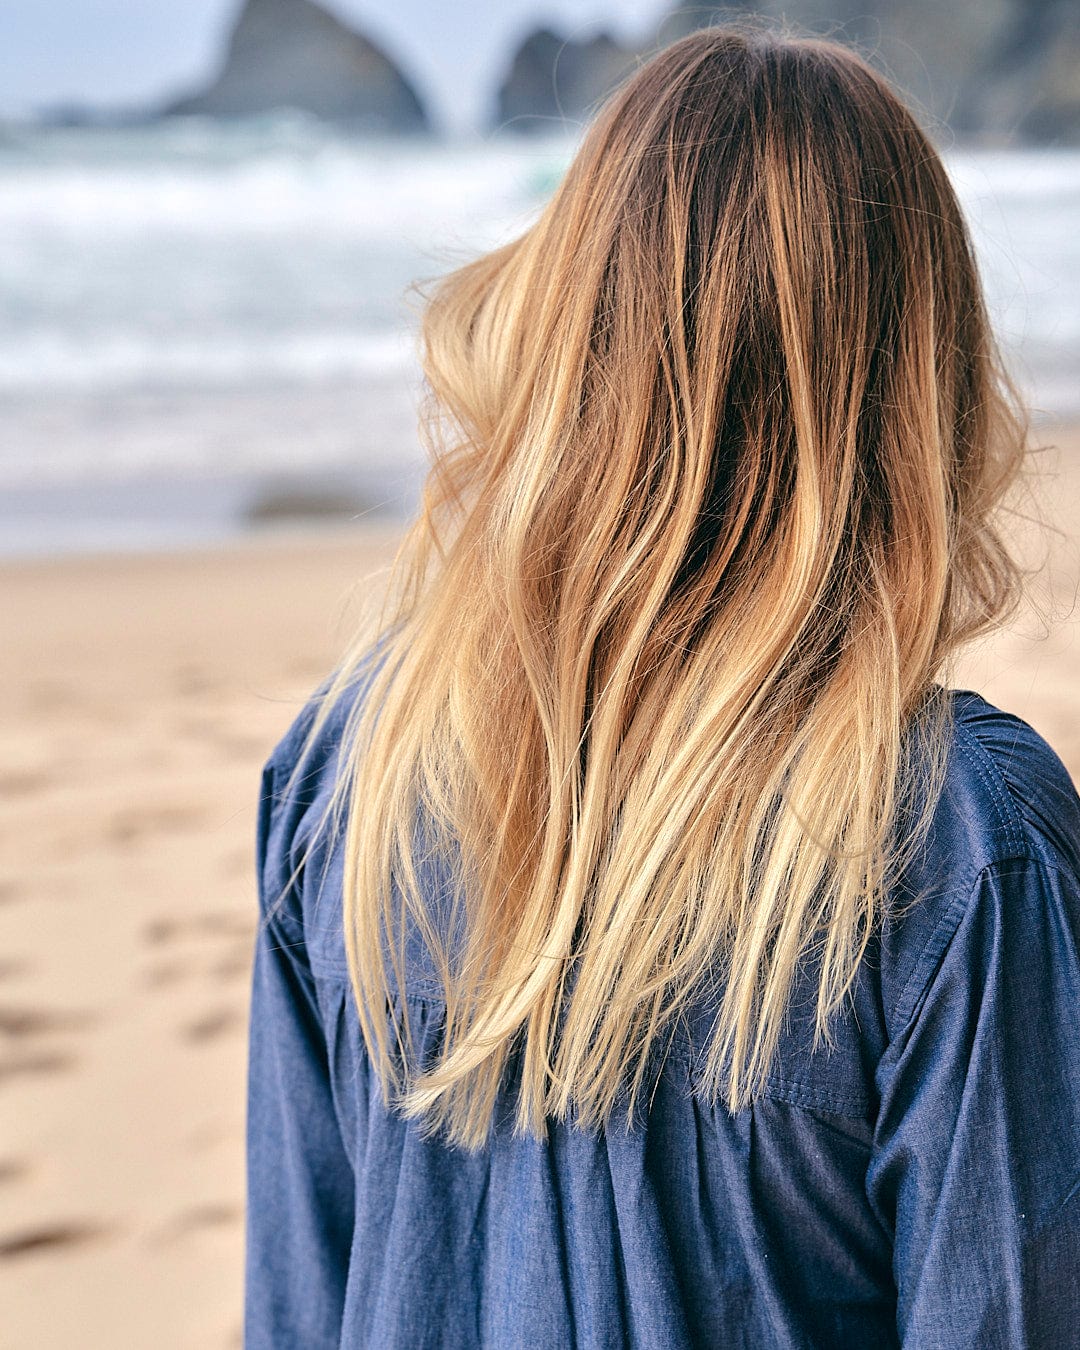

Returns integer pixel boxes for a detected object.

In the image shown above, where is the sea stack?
[163,0,430,131]
[493,27,638,133]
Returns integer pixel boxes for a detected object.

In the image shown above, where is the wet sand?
[0,428,1077,1349]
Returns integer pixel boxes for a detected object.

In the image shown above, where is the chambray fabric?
[244,679,1080,1349]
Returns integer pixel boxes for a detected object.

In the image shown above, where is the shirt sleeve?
[867,854,1080,1348]
[244,755,356,1349]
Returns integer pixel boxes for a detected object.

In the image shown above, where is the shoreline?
[0,459,421,563]
[0,409,1075,567]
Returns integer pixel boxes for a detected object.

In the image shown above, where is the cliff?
[163,0,429,132]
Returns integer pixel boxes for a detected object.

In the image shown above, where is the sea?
[1,115,1077,557]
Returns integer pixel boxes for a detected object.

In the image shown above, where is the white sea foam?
[0,327,418,392]
[0,120,559,241]
[0,122,1076,517]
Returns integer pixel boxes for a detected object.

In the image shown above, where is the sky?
[0,0,674,130]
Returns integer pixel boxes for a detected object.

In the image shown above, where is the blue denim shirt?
[244,682,1080,1348]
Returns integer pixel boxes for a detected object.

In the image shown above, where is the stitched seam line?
[310,964,446,996]
[890,859,1038,1031]
[758,1078,870,1118]
[953,721,1026,854]
[889,880,977,1030]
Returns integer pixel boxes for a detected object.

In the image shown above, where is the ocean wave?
[0,327,418,392]
[0,128,1076,496]
[0,126,568,242]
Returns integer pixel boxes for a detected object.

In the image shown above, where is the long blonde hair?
[286,26,1026,1149]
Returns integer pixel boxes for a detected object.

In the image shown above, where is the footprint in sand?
[0,767,54,796]
[143,911,253,946]
[141,912,255,994]
[0,1157,30,1185]
[182,1007,244,1043]
[172,664,221,697]
[0,1050,78,1085]
[0,1220,113,1260]
[171,711,269,762]
[146,1201,241,1247]
[212,731,272,759]
[107,803,213,847]
[210,951,252,983]
[142,958,192,989]
[0,1003,93,1084]
[24,679,79,715]
[0,1005,91,1037]
[144,952,252,989]
[218,845,257,879]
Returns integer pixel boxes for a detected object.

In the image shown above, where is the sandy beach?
[1,428,1077,1350]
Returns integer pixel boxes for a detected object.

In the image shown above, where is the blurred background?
[1,2,1077,1346]
[1,0,1078,551]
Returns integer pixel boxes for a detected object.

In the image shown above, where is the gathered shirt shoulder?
[243,676,1080,1349]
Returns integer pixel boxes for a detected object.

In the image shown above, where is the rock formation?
[493,1,1077,144]
[493,27,639,133]
[163,0,429,132]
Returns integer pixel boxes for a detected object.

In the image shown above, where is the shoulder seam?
[952,720,1027,857]
[890,859,1039,1033]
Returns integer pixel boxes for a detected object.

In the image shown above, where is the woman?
[244,25,1080,1349]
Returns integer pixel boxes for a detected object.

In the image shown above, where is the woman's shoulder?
[930,687,1080,880]
[871,687,1080,1041]
[758,688,1080,1116]
[263,643,388,803]
[255,649,386,971]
